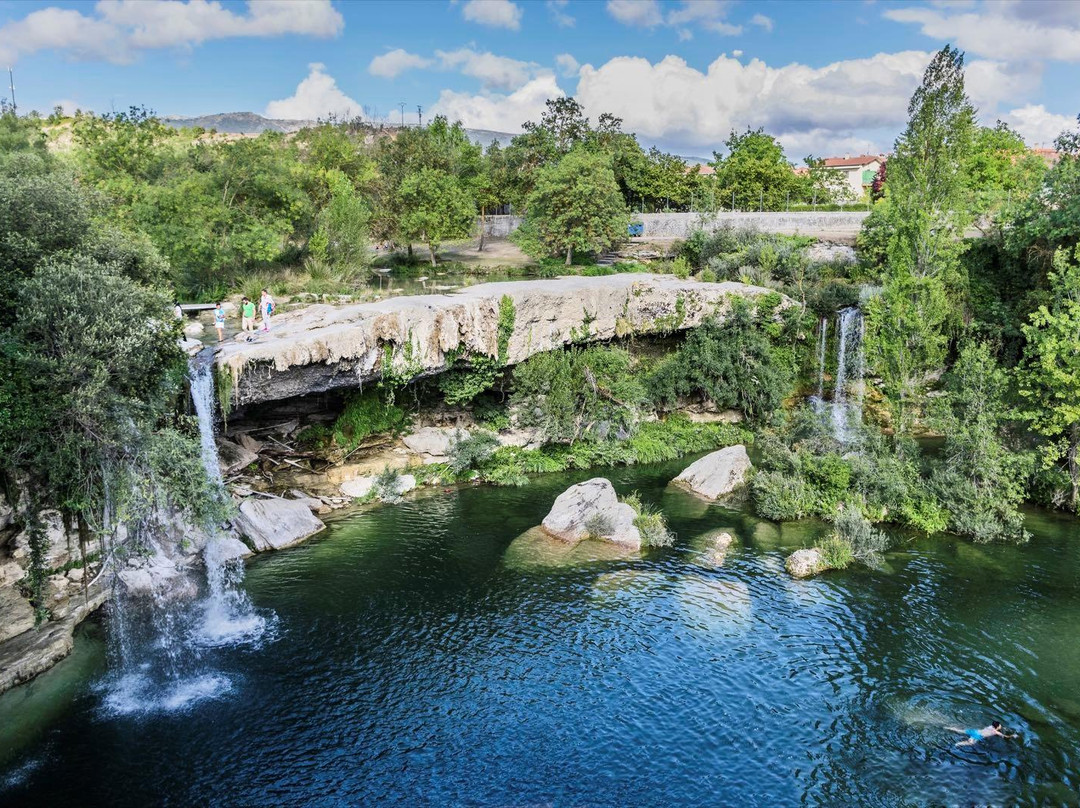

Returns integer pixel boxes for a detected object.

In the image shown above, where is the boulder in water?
[340,476,375,499]
[541,478,641,550]
[234,496,325,552]
[206,536,253,563]
[786,548,826,579]
[117,554,199,600]
[672,445,752,501]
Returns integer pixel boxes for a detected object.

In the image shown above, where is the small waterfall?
[812,313,829,410]
[97,350,270,715]
[830,306,864,442]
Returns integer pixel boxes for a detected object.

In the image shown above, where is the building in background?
[819,154,886,198]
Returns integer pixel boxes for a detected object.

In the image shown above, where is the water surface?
[2,460,1079,806]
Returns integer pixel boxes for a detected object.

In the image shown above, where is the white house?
[820,154,885,199]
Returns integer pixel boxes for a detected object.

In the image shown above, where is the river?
[1,458,1078,806]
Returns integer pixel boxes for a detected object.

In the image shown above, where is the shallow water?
[2,460,1079,806]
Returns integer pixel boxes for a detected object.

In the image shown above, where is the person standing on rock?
[214,302,226,342]
[241,296,256,337]
[260,288,274,333]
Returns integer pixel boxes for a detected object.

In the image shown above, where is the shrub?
[622,492,675,548]
[832,505,889,563]
[448,430,500,474]
[332,389,406,452]
[373,465,403,502]
[751,471,813,521]
[584,512,615,540]
[817,536,854,569]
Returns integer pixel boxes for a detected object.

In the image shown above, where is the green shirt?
[242,301,255,318]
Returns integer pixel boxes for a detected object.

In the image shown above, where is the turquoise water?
[2,459,1079,806]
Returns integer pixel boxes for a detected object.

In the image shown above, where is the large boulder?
[217,438,259,476]
[672,445,752,501]
[234,497,325,552]
[541,478,641,551]
[117,553,198,600]
[786,548,826,579]
[340,473,416,501]
[0,585,35,643]
[402,427,458,459]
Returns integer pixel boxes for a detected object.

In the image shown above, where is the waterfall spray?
[830,307,864,443]
[815,317,828,402]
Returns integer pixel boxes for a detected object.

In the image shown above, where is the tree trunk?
[478,207,486,252]
[565,245,573,266]
[428,242,437,268]
[407,243,413,260]
[1069,422,1080,512]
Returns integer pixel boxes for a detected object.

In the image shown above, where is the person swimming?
[947,721,1017,747]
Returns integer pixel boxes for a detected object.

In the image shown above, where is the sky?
[1,0,1078,159]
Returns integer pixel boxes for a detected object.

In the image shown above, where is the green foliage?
[512,345,648,444]
[584,512,616,540]
[622,491,676,548]
[817,536,854,570]
[648,299,792,422]
[398,167,475,266]
[710,128,806,211]
[1017,247,1080,511]
[831,505,889,564]
[332,389,406,452]
[373,465,404,502]
[448,430,500,474]
[146,424,233,529]
[930,342,1030,541]
[525,147,629,265]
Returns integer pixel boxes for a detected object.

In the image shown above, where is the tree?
[870,161,887,202]
[966,122,1046,221]
[929,342,1029,542]
[525,148,628,265]
[798,156,852,205]
[398,168,475,266]
[309,168,369,271]
[1018,247,1080,511]
[868,46,976,433]
[711,128,801,211]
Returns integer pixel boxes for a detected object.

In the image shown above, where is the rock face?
[541,478,641,551]
[11,510,75,570]
[234,497,325,551]
[672,445,753,501]
[403,427,458,460]
[217,275,783,407]
[0,586,35,643]
[786,548,826,578]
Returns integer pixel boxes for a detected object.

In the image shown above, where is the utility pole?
[7,67,14,114]
[417,105,423,126]
[398,102,405,127]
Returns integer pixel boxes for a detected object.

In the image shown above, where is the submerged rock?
[672,445,752,501]
[234,497,325,552]
[541,478,641,551]
[786,548,826,578]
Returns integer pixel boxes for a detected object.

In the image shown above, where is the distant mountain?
[161,111,517,147]
[161,112,315,134]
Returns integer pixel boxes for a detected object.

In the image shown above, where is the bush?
[332,389,406,452]
[751,471,813,521]
[622,492,675,548]
[817,536,854,569]
[373,465,403,502]
[832,505,889,563]
[585,512,615,540]
[448,430,500,474]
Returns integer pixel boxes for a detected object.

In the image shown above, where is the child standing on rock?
[214,302,226,342]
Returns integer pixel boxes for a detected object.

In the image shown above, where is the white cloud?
[436,48,539,90]
[430,74,564,133]
[547,0,575,27]
[556,53,581,78]
[667,0,741,35]
[606,0,663,28]
[750,13,773,32]
[885,1,1080,62]
[461,0,523,31]
[368,49,433,79]
[999,104,1079,147]
[265,63,359,121]
[0,0,343,65]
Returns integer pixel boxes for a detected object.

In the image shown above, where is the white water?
[97,352,271,716]
[808,307,865,443]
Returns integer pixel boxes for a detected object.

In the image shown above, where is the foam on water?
[100,672,234,717]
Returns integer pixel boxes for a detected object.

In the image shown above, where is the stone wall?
[217,274,785,408]
[480,211,868,242]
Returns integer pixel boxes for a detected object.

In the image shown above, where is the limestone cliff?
[217,274,779,407]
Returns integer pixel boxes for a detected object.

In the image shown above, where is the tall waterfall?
[98,350,270,715]
[830,306,865,442]
[809,307,865,443]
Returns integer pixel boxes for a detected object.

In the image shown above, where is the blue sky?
[2,0,1078,157]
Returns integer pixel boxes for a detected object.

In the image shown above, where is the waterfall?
[97,350,271,716]
[830,306,865,443]
[189,348,267,648]
[815,317,828,401]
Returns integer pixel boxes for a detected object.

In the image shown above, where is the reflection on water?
[1,458,1079,806]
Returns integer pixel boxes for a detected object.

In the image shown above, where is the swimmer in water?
[947,721,1017,747]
